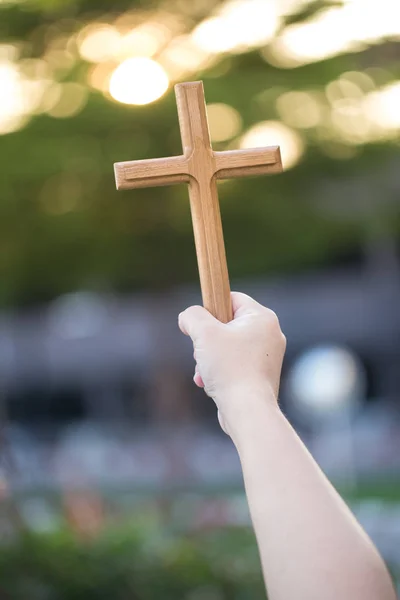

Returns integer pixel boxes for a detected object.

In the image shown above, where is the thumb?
[178,305,217,341]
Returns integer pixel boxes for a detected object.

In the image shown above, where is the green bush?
[0,525,266,600]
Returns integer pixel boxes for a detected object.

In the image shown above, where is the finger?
[178,305,217,341]
[230,291,264,318]
[193,371,205,387]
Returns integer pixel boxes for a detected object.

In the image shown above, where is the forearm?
[179,294,396,599]
[232,393,396,600]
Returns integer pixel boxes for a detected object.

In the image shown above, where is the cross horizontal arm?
[214,146,282,180]
[114,155,189,190]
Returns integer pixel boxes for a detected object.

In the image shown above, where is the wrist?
[233,402,286,460]
[217,383,283,450]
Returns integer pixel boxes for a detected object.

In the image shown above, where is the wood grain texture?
[114,155,189,190]
[174,81,233,323]
[113,80,283,323]
[214,147,282,180]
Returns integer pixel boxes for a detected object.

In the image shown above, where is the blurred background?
[0,0,400,597]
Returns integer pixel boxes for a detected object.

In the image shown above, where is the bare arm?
[179,292,396,600]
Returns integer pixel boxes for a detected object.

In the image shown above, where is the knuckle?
[262,309,286,342]
[264,308,280,329]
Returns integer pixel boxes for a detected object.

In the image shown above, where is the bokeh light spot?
[89,62,115,93]
[341,71,375,93]
[240,120,304,169]
[192,17,236,53]
[121,23,171,59]
[219,0,280,48]
[39,82,62,113]
[331,99,371,145]
[288,345,365,419]
[0,61,37,134]
[79,25,121,63]
[207,103,242,142]
[326,78,364,104]
[276,90,322,129]
[19,58,51,80]
[46,83,88,119]
[363,81,400,131]
[109,58,169,105]
[160,35,212,80]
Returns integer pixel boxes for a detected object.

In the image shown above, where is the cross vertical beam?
[114,81,282,323]
[175,82,233,323]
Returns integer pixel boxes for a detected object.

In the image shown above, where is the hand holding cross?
[114,81,282,323]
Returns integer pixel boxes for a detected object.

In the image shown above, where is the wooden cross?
[114,81,282,323]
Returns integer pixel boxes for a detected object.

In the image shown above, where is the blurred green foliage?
[0,0,399,308]
[0,526,266,599]
[1,487,400,598]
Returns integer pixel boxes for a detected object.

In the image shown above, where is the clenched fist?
[178,292,286,442]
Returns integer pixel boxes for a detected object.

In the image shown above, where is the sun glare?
[220,0,281,48]
[192,0,280,53]
[267,0,400,68]
[109,57,169,105]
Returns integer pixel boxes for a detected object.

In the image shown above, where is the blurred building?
[0,256,399,488]
[1,259,400,419]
